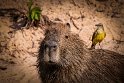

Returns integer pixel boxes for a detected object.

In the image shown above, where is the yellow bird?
[91,23,106,49]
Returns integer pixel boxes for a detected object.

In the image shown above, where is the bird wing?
[92,29,98,41]
[104,31,106,37]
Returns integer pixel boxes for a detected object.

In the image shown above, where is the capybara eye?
[53,46,57,48]
[44,44,48,48]
[65,35,68,39]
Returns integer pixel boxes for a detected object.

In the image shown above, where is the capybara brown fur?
[38,22,124,83]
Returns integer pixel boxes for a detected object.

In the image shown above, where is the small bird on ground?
[91,23,106,49]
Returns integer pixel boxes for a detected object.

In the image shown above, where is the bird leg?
[99,43,102,49]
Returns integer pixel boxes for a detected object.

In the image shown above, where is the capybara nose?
[48,60,55,63]
[45,41,58,48]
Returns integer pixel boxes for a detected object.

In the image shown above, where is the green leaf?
[31,10,35,20]
[34,14,39,20]
[27,0,41,22]
[30,7,41,20]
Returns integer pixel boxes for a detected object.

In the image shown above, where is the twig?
[71,0,80,8]
[66,12,81,30]
[72,0,76,6]
[115,40,124,44]
[70,17,80,30]
[80,11,85,21]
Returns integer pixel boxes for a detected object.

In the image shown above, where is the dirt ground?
[0,0,124,83]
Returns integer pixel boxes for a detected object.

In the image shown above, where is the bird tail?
[90,44,95,49]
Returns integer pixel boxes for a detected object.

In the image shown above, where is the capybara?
[38,22,124,83]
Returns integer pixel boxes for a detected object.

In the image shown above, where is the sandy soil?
[0,0,124,83]
[0,18,43,83]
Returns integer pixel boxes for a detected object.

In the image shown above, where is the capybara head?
[38,22,89,82]
[39,23,70,64]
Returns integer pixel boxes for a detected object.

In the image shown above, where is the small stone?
[96,8,104,12]
[0,42,6,47]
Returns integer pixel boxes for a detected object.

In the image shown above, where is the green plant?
[27,0,41,26]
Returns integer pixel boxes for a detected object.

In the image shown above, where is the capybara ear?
[66,23,70,29]
[45,29,50,35]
